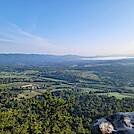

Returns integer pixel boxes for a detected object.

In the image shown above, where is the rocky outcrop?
[91,112,134,134]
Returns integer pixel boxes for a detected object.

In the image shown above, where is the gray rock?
[91,112,134,134]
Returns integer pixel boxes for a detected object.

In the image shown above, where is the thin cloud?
[0,39,19,43]
[0,23,68,54]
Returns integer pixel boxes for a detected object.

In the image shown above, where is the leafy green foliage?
[0,63,134,134]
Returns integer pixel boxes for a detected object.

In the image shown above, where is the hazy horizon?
[0,0,134,56]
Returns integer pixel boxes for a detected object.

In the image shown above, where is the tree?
[30,90,75,134]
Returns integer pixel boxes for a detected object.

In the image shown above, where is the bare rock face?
[91,112,134,134]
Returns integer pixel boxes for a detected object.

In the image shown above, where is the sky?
[0,0,134,56]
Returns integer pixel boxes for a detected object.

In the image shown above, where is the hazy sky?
[0,0,134,56]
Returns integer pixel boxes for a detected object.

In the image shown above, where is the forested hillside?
[1,89,134,134]
[0,61,134,133]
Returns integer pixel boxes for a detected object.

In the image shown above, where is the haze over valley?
[0,1,134,134]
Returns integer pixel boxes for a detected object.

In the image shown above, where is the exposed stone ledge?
[91,112,134,134]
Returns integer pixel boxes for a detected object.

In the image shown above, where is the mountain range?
[0,54,134,65]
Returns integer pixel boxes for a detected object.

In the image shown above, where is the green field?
[80,87,101,92]
[0,82,29,89]
[97,92,134,99]
[17,90,41,99]
[1,65,134,100]
[81,72,100,81]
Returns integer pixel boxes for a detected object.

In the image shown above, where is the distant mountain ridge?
[0,54,134,65]
[0,54,81,65]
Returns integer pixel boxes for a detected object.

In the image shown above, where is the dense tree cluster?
[0,62,134,133]
[1,89,134,134]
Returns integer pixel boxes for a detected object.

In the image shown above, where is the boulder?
[91,112,134,134]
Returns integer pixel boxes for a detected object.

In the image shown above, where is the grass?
[81,87,101,92]
[0,82,29,89]
[43,77,66,82]
[125,86,134,91]
[0,71,29,79]
[81,72,100,81]
[51,83,73,88]
[17,90,41,99]
[90,84,116,88]
[20,70,38,75]
[97,92,134,99]
[61,70,100,81]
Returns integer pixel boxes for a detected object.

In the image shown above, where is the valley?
[1,56,134,133]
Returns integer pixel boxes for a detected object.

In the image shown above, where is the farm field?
[0,63,134,100]
[96,92,134,99]
[1,57,134,134]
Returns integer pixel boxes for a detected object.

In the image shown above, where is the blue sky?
[0,0,134,56]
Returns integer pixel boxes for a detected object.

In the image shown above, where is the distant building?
[21,84,36,89]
